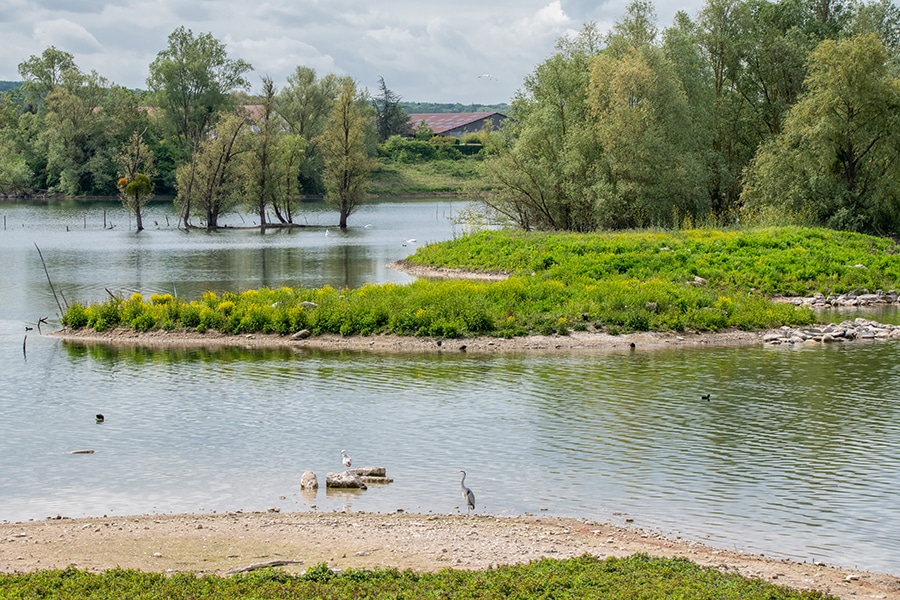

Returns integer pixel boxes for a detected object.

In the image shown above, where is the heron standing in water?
[341,449,352,468]
[458,470,476,514]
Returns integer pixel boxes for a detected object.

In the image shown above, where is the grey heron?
[458,470,476,514]
[341,449,352,468]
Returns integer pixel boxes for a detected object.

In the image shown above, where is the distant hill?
[400,101,509,114]
[0,81,22,92]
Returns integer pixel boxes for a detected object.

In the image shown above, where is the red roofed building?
[407,112,506,138]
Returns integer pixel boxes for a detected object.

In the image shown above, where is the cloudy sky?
[0,0,703,105]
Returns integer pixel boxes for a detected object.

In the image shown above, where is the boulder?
[326,471,368,489]
[300,471,318,490]
[347,466,387,477]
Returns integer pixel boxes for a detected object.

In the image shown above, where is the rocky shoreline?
[763,317,900,345]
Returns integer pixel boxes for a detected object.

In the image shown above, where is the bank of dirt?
[47,326,770,354]
[1,512,897,599]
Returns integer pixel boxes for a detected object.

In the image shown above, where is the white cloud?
[34,18,104,54]
[0,0,699,102]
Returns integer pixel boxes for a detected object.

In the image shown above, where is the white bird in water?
[458,470,476,515]
[341,449,352,468]
[402,238,416,246]
[325,229,330,237]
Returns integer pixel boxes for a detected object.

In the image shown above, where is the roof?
[407,112,504,135]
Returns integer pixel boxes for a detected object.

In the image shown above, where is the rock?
[347,466,386,478]
[300,471,318,490]
[325,472,368,489]
[763,318,899,346]
[291,329,311,340]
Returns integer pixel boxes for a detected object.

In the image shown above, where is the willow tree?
[114,131,155,231]
[589,46,709,228]
[742,34,900,235]
[175,112,249,230]
[276,67,346,195]
[481,23,603,232]
[318,80,374,229]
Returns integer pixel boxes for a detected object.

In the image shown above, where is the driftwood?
[69,449,95,454]
[225,559,304,575]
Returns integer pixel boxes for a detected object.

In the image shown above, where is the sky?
[0,0,704,105]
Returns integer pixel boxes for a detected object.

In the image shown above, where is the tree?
[147,27,251,226]
[245,77,281,227]
[277,67,346,195]
[373,76,411,142]
[318,80,374,229]
[742,34,900,235]
[39,68,110,195]
[175,112,249,230]
[481,23,603,231]
[589,46,709,228]
[17,46,77,110]
[114,131,155,231]
[847,0,900,61]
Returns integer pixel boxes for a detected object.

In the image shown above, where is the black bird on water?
[701,394,710,401]
[95,414,105,423]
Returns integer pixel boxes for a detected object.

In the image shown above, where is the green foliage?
[318,79,376,228]
[378,135,465,163]
[62,227,900,339]
[0,555,836,599]
[742,34,900,237]
[175,111,250,229]
[369,158,483,195]
[146,26,251,157]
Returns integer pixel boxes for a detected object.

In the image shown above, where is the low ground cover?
[0,554,835,599]
[60,227,900,339]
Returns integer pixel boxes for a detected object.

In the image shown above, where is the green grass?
[60,226,900,338]
[368,158,488,196]
[0,554,836,599]
[408,226,900,296]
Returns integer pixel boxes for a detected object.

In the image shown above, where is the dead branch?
[225,559,304,575]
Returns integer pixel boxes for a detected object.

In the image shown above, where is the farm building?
[407,112,506,138]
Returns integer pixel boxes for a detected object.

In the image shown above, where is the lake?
[1,198,898,575]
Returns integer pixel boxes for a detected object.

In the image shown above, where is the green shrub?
[61,303,89,329]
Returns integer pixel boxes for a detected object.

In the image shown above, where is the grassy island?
[60,226,900,339]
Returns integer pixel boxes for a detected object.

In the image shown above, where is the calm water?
[1,200,898,575]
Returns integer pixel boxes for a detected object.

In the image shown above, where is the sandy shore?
[1,511,898,599]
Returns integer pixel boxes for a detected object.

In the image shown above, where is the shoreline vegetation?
[55,227,900,344]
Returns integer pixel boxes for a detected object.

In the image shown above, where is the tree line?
[481,0,900,237]
[0,27,413,230]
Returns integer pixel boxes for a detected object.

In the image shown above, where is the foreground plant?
[0,554,836,599]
